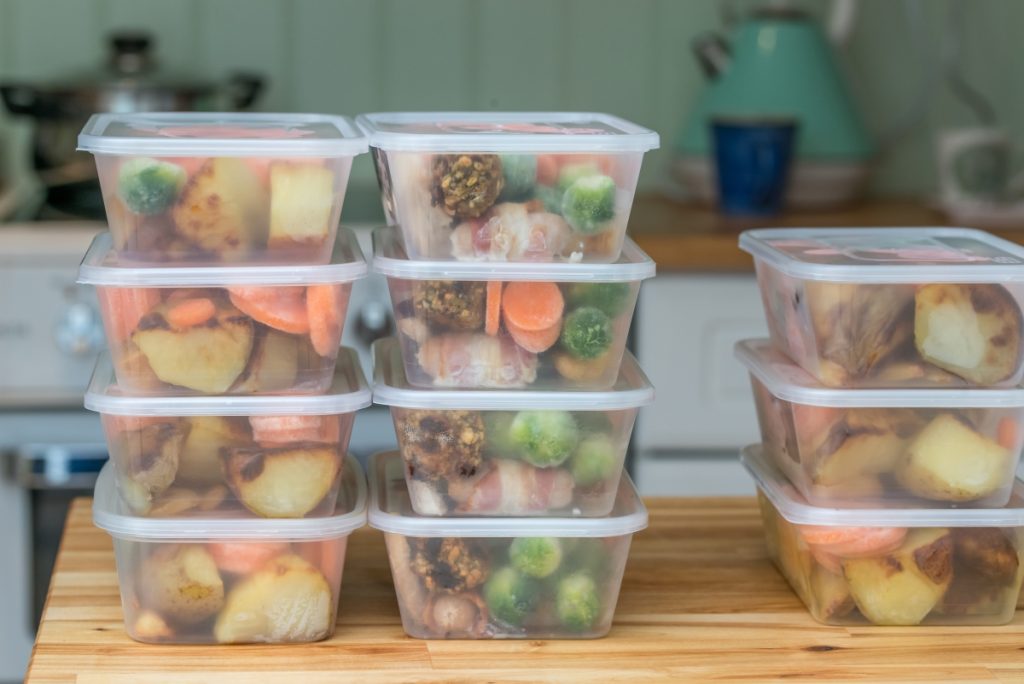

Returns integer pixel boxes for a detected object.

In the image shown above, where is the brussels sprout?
[509,537,563,578]
[118,157,187,215]
[560,307,612,360]
[565,283,630,317]
[498,154,537,201]
[483,566,538,627]
[483,411,520,457]
[534,185,564,214]
[556,571,600,631]
[561,174,615,234]
[556,162,601,192]
[570,434,618,488]
[509,411,579,467]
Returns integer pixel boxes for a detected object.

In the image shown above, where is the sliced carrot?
[98,287,162,343]
[307,283,348,358]
[998,417,1019,451]
[166,298,216,329]
[485,281,503,336]
[208,541,289,575]
[536,154,559,185]
[798,526,907,558]
[228,286,310,335]
[506,317,561,353]
[501,281,564,332]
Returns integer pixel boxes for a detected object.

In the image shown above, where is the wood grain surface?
[26,497,1024,683]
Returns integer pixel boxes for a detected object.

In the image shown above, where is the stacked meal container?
[357,112,659,638]
[74,113,373,643]
[736,227,1024,626]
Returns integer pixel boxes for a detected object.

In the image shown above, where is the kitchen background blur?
[0,0,1022,680]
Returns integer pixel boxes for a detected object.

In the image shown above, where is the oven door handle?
[14,444,108,489]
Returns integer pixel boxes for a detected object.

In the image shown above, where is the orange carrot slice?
[501,281,564,332]
[486,281,503,336]
[228,286,310,335]
[166,298,216,329]
[98,287,162,343]
[798,526,907,558]
[506,317,561,353]
[208,541,288,575]
[998,417,1019,450]
[307,283,347,357]
[536,155,559,185]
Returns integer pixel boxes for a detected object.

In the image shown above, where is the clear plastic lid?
[743,443,1024,527]
[372,226,655,282]
[355,112,659,153]
[93,455,366,541]
[78,112,368,157]
[739,228,1024,283]
[373,337,653,410]
[85,347,370,416]
[368,451,647,537]
[735,338,1024,408]
[78,227,367,286]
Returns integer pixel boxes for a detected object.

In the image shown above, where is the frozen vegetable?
[307,284,347,357]
[560,307,612,360]
[561,174,615,234]
[484,566,538,627]
[553,350,613,382]
[498,154,537,201]
[570,434,618,488]
[509,537,563,578]
[534,185,564,215]
[482,411,519,457]
[501,281,564,332]
[896,414,1011,502]
[566,283,630,317]
[485,282,502,336]
[413,280,486,332]
[140,545,225,625]
[556,162,602,192]
[214,553,333,644]
[914,284,1023,385]
[431,154,504,218]
[508,410,579,467]
[397,409,485,482]
[228,286,310,335]
[222,445,342,518]
[268,162,335,248]
[452,459,575,515]
[556,572,600,631]
[118,157,187,215]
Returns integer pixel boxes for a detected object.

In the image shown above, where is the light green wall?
[0,0,1021,219]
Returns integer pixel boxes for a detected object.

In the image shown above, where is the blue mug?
[711,117,798,216]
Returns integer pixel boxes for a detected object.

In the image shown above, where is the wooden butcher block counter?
[26,498,1024,683]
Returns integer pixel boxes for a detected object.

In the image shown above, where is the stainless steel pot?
[1,31,263,218]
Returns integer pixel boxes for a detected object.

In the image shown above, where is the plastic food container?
[355,112,659,263]
[373,337,653,517]
[373,225,654,390]
[736,339,1024,508]
[92,455,366,644]
[369,451,646,639]
[739,227,1024,388]
[78,112,367,265]
[78,228,366,395]
[743,444,1024,626]
[86,347,370,519]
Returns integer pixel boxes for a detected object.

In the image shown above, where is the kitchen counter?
[627,195,1024,271]
[26,498,1024,683]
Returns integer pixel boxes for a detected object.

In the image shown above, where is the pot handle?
[1,84,63,117]
[225,73,264,110]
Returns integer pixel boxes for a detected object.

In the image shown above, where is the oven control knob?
[55,302,105,356]
[355,301,392,346]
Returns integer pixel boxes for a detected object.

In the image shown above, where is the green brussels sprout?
[560,307,612,360]
[565,283,630,317]
[509,537,563,578]
[556,162,601,192]
[561,174,616,234]
[117,157,187,215]
[498,154,537,201]
[534,185,564,214]
[483,411,520,457]
[570,434,618,488]
[483,566,538,627]
[556,572,601,631]
[509,411,579,467]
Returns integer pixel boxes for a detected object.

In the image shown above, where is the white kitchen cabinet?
[633,273,767,495]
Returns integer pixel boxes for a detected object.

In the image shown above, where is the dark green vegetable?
[556,162,602,192]
[560,307,612,359]
[556,572,601,631]
[565,283,630,317]
[534,185,564,214]
[117,157,187,215]
[509,537,563,578]
[570,434,618,487]
[561,174,616,234]
[508,410,579,467]
[498,154,537,201]
[483,566,538,627]
[483,411,520,457]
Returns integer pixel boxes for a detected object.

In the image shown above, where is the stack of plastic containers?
[357,112,659,638]
[75,113,373,643]
[736,227,1024,625]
